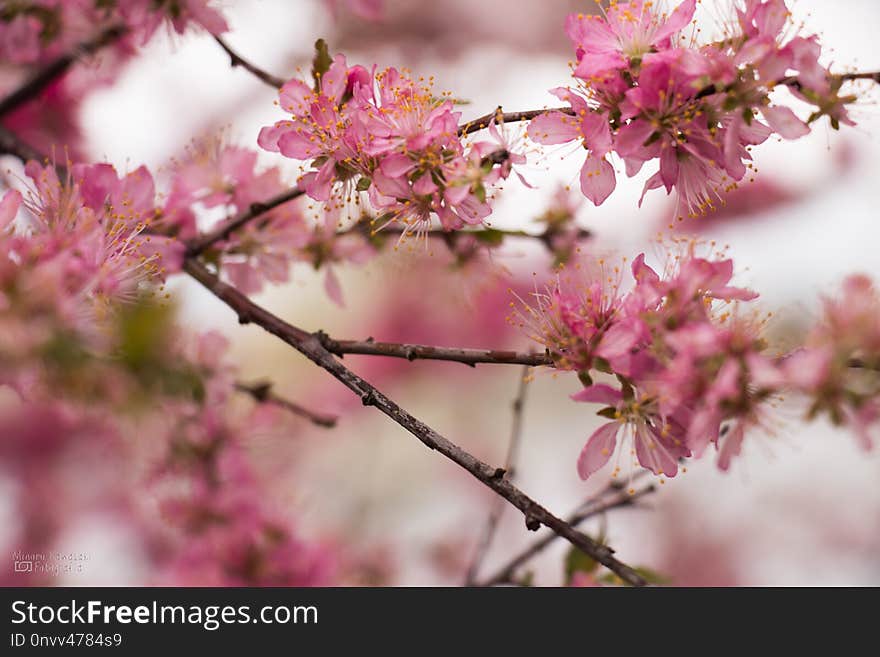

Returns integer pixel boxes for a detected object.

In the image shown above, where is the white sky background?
[73,0,880,585]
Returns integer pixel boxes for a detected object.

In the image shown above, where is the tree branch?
[459,71,880,136]
[185,187,306,256]
[459,108,572,137]
[353,220,592,248]
[234,380,338,428]
[464,364,531,585]
[182,257,647,586]
[480,480,656,587]
[212,35,286,89]
[0,24,128,119]
[315,332,554,368]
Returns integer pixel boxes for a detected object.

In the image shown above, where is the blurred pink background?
[3,0,879,585]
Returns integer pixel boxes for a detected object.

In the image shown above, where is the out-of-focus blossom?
[785,275,880,451]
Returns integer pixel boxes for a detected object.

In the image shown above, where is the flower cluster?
[0,1,227,159]
[0,199,335,584]
[0,0,227,65]
[515,241,782,480]
[259,47,526,238]
[1,163,182,325]
[168,138,374,302]
[528,0,859,219]
[785,275,880,451]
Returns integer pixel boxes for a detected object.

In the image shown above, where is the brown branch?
[213,35,286,89]
[352,220,592,247]
[0,125,70,181]
[0,24,128,119]
[459,71,880,137]
[480,481,656,587]
[0,125,45,163]
[839,71,880,84]
[234,380,338,428]
[183,258,647,586]
[185,187,305,256]
[315,332,554,368]
[464,365,531,585]
[458,107,573,137]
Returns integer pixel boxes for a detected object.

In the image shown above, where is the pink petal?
[614,120,655,159]
[761,105,810,139]
[577,422,620,480]
[527,111,581,145]
[635,428,679,477]
[278,129,324,160]
[324,267,345,307]
[717,423,745,472]
[257,122,289,152]
[659,145,680,193]
[596,321,642,361]
[578,154,616,206]
[380,153,415,178]
[653,0,697,43]
[571,384,623,405]
[0,189,22,230]
[573,52,627,79]
[631,253,660,285]
[279,79,313,114]
[580,111,612,156]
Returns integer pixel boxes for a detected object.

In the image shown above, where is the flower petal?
[579,154,616,206]
[571,384,623,405]
[527,111,581,145]
[577,422,619,480]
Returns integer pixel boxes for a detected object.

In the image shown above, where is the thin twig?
[459,71,880,136]
[0,125,70,181]
[464,365,531,585]
[0,24,128,119]
[183,258,647,586]
[0,125,47,163]
[213,36,286,89]
[234,380,338,428]
[185,187,306,256]
[353,221,592,247]
[480,481,656,587]
[459,108,573,137]
[315,332,554,368]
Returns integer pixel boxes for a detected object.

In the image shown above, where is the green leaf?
[577,370,593,387]
[618,376,635,402]
[312,39,332,92]
[564,545,599,584]
[633,567,671,585]
[596,406,618,419]
[356,177,372,192]
[516,571,535,587]
[593,357,612,374]
[471,228,505,246]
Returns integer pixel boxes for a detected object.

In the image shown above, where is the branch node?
[491,467,506,480]
[405,347,417,361]
[250,382,272,401]
[361,390,377,407]
[524,515,542,532]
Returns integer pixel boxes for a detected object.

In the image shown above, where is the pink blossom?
[528,88,615,205]
[573,384,690,480]
[566,1,697,81]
